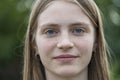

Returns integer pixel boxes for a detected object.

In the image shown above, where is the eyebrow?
[39,23,59,29]
[39,22,90,29]
[42,23,59,27]
[69,22,89,27]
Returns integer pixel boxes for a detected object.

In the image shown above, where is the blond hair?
[23,0,110,80]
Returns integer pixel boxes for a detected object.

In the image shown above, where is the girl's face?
[36,0,96,78]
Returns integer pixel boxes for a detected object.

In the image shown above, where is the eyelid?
[72,28,85,33]
[41,27,57,33]
[71,27,87,32]
[44,28,54,32]
[41,28,59,38]
[70,27,87,36]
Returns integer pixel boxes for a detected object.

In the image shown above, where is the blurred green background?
[0,0,120,80]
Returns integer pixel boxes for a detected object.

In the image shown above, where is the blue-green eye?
[45,29,57,36]
[72,28,84,35]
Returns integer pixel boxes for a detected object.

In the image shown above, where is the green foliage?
[0,0,120,80]
[0,0,32,80]
[95,0,120,80]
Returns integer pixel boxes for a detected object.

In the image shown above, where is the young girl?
[23,0,110,80]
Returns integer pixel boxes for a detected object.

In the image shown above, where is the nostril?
[57,41,74,50]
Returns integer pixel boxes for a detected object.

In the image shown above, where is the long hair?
[23,0,110,80]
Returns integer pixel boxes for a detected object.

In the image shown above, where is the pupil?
[48,30,54,34]
[76,29,81,32]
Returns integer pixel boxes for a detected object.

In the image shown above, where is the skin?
[35,1,96,80]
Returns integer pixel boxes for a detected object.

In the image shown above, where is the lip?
[53,54,79,62]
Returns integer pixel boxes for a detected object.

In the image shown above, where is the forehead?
[38,0,92,27]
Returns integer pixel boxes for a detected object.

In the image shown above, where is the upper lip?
[53,54,79,59]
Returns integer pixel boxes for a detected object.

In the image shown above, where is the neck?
[45,68,88,80]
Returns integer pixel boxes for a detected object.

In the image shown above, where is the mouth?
[53,54,79,62]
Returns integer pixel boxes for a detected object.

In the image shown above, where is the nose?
[57,36,74,51]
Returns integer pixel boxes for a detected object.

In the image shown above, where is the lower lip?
[54,57,77,62]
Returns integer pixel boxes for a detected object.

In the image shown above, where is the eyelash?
[43,28,85,37]
[44,29,58,37]
[71,28,85,36]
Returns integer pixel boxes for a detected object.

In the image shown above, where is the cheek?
[36,38,58,69]
[76,37,94,65]
[82,39,94,50]
[75,36,94,55]
[36,38,56,57]
[36,38,53,64]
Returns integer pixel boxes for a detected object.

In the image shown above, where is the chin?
[56,67,80,77]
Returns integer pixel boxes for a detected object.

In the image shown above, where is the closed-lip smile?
[53,54,79,62]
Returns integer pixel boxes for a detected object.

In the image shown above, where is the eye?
[44,29,58,37]
[72,28,85,36]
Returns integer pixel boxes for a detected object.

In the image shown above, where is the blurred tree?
[0,0,120,80]
[95,0,120,80]
[0,0,33,80]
